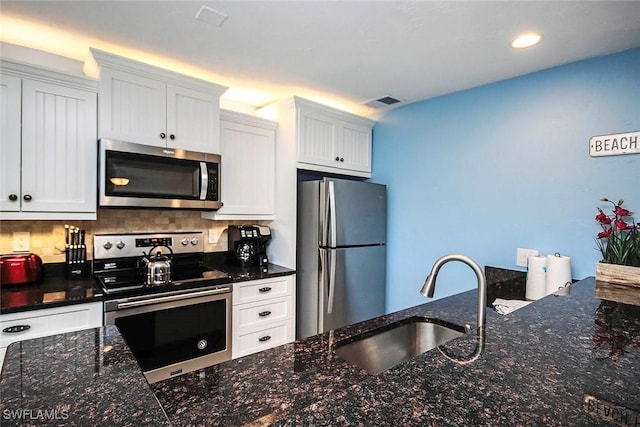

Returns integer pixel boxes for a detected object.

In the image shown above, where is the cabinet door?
[0,301,103,368]
[21,79,97,213]
[297,108,338,168]
[98,67,166,147]
[215,119,275,217]
[0,74,22,212]
[166,85,220,153]
[336,120,372,173]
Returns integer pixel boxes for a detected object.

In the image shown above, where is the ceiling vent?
[195,5,228,27]
[363,96,402,109]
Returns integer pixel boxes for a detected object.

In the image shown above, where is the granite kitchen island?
[1,276,639,426]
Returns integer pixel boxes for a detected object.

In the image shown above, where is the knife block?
[65,251,88,280]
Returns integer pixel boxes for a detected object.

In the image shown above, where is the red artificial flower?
[595,209,612,224]
[614,206,633,217]
[615,219,630,230]
[598,229,612,239]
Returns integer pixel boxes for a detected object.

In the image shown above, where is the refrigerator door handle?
[318,248,326,331]
[320,183,330,247]
[328,180,337,248]
[327,249,336,314]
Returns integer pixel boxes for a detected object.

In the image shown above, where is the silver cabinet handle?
[3,324,31,334]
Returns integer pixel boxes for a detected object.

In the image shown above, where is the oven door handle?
[116,287,232,310]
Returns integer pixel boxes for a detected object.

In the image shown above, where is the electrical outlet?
[13,232,31,252]
[516,248,539,267]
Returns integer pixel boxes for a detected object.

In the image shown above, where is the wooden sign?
[583,393,640,426]
[589,131,640,157]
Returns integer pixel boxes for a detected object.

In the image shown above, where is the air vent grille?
[376,96,401,105]
[363,96,402,108]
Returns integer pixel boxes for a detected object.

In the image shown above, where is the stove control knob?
[190,238,199,245]
[116,241,126,250]
[103,241,113,250]
[181,238,189,246]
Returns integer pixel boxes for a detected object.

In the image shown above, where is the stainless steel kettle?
[140,245,173,285]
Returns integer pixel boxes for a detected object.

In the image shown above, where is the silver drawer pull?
[258,311,272,317]
[258,335,271,342]
[258,287,272,293]
[3,324,31,334]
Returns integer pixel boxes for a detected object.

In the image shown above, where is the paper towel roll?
[546,253,572,295]
[526,255,547,300]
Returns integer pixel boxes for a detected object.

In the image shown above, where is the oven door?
[105,286,232,383]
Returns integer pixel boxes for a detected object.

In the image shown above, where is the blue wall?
[371,47,640,313]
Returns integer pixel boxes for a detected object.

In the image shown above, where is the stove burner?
[93,232,232,299]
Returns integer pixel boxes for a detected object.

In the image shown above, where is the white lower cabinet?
[232,275,295,359]
[0,301,103,368]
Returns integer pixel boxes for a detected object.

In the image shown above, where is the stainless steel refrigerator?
[297,177,386,339]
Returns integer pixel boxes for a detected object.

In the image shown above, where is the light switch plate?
[13,232,31,252]
[516,248,539,267]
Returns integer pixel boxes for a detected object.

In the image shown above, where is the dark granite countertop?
[0,325,170,426]
[152,276,640,426]
[0,263,102,315]
[0,258,294,315]
[1,274,639,426]
[204,252,296,283]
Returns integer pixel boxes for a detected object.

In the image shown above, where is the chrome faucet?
[420,253,487,330]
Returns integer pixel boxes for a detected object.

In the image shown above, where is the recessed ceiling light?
[510,32,543,49]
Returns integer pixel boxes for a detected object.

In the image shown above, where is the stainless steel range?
[93,231,232,383]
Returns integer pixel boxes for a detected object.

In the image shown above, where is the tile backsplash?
[0,210,258,263]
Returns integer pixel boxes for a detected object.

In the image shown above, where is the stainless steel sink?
[334,316,469,375]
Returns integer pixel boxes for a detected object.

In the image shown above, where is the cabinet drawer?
[233,322,293,358]
[233,276,293,305]
[0,302,103,348]
[233,297,292,330]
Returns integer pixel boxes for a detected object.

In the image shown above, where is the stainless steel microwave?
[98,139,222,210]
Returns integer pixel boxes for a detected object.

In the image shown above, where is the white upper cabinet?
[166,85,220,153]
[202,110,277,220]
[336,119,372,174]
[266,96,375,178]
[88,48,227,154]
[297,107,338,168]
[97,68,166,146]
[0,74,22,213]
[1,60,98,220]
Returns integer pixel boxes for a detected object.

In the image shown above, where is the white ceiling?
[2,1,640,116]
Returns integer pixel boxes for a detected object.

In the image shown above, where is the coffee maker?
[227,225,271,270]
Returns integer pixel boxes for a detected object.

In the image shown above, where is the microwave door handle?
[199,162,208,200]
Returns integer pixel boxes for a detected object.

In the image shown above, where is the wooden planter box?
[595,263,640,306]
